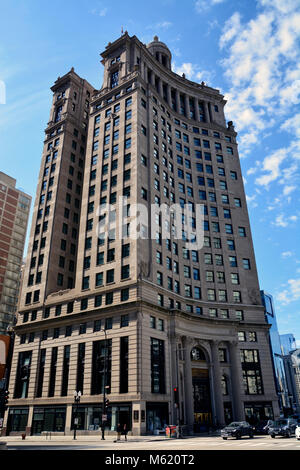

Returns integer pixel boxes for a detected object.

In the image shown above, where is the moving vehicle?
[268,418,298,438]
[221,421,254,440]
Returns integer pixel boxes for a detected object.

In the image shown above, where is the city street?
[1,434,300,451]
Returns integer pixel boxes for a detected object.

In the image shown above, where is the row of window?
[25,282,130,306]
[20,315,130,344]
[156,279,244,303]
[159,254,251,270]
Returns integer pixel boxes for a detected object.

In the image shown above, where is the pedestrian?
[117,423,122,441]
[123,423,128,441]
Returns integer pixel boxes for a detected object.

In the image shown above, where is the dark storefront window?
[14,351,32,399]
[91,339,112,395]
[151,338,165,394]
[32,407,66,434]
[244,402,274,425]
[61,345,70,396]
[120,337,128,393]
[76,343,85,393]
[7,408,29,433]
[48,347,58,397]
[36,349,46,398]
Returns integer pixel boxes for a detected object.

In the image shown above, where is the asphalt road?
[3,435,300,451]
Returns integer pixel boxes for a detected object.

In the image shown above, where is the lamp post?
[73,391,81,440]
[100,328,108,440]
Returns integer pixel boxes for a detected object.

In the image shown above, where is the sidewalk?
[0,432,220,443]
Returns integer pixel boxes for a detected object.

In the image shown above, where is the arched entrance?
[191,347,212,432]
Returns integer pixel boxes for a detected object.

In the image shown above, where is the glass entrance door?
[192,368,212,432]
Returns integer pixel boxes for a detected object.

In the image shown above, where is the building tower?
[261,291,289,415]
[0,172,31,334]
[3,33,279,436]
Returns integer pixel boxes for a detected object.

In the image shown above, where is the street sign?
[74,418,79,425]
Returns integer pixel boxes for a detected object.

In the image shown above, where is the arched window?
[191,347,206,361]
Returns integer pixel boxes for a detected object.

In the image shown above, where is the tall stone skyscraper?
[3,33,279,436]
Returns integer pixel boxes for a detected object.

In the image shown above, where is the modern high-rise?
[3,33,279,436]
[260,291,289,415]
[0,172,31,334]
[280,334,297,356]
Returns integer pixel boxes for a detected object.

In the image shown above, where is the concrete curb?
[0,441,7,450]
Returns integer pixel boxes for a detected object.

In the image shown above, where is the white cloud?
[172,62,213,84]
[146,21,173,30]
[219,0,300,168]
[276,278,300,305]
[282,185,296,196]
[246,194,258,208]
[195,0,226,13]
[255,148,287,187]
[273,213,298,227]
[219,12,242,48]
[281,251,293,258]
[90,4,108,16]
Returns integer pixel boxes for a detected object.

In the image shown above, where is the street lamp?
[73,390,81,440]
[100,329,109,440]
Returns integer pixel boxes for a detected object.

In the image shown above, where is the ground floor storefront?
[3,401,172,436]
[3,400,276,436]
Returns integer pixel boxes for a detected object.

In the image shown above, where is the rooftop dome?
[147,36,172,70]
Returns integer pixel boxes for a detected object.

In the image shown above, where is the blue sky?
[0,0,299,343]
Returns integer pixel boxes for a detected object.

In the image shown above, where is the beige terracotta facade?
[3,33,279,436]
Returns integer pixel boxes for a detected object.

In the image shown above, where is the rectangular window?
[151,338,165,394]
[120,336,129,393]
[91,339,112,395]
[61,345,70,396]
[240,349,263,395]
[48,347,58,397]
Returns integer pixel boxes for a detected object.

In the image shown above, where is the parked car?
[221,421,254,440]
[295,425,300,441]
[268,418,298,438]
[253,420,270,435]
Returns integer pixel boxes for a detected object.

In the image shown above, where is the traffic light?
[104,398,109,411]
[0,389,9,415]
[173,387,179,406]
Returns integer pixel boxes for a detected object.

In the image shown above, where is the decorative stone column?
[175,90,180,114]
[65,403,73,434]
[182,336,194,432]
[158,78,163,98]
[167,85,172,109]
[204,101,210,123]
[229,340,244,420]
[210,340,225,427]
[25,405,34,435]
[184,94,190,119]
[195,99,200,122]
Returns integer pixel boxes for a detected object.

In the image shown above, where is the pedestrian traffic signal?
[173,387,179,405]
